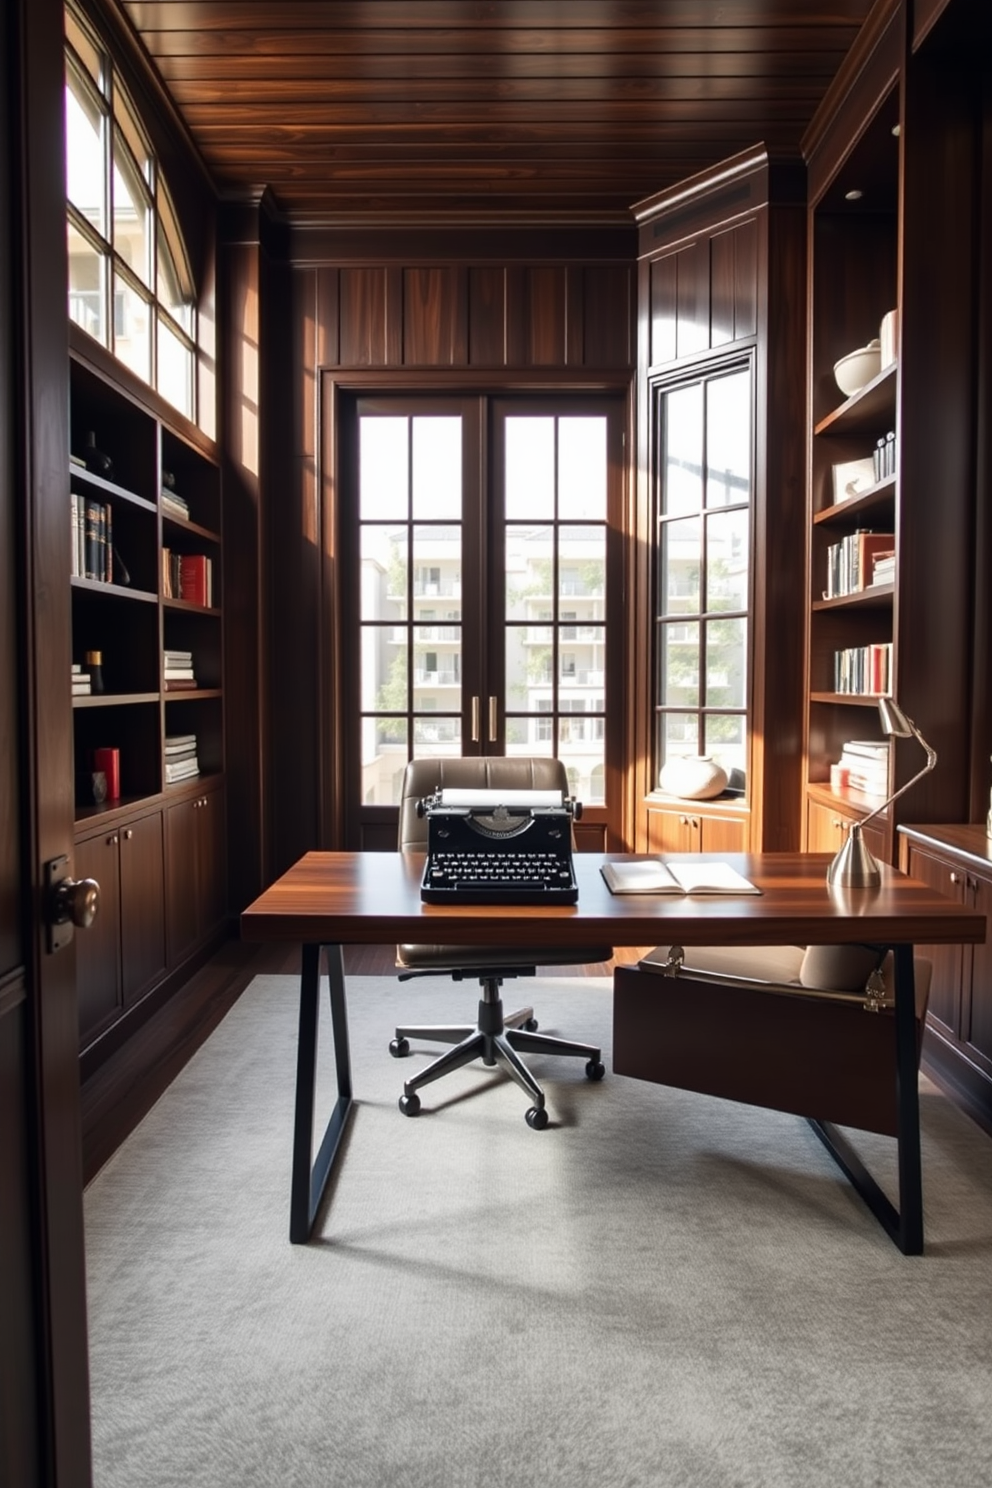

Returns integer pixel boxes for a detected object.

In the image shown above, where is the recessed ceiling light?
[845,189,863,201]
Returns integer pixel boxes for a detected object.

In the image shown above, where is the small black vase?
[83,430,114,477]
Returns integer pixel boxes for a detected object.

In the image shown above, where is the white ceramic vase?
[659,755,728,800]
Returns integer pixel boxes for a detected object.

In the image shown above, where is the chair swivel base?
[389,977,605,1128]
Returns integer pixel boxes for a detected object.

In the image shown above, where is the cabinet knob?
[950,871,960,885]
[108,834,118,846]
[124,828,133,840]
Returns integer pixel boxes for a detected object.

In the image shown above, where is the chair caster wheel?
[523,1017,539,1031]
[525,1105,549,1130]
[399,1092,421,1116]
[586,1060,606,1081]
[389,1037,410,1058]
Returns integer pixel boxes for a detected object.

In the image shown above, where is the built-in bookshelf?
[802,0,977,859]
[69,325,227,1056]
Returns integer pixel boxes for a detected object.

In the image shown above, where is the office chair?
[390,756,612,1128]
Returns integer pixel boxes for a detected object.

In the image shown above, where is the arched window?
[64,1,197,421]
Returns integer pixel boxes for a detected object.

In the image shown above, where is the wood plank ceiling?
[118,0,877,223]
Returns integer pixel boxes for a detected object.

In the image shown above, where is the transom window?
[64,1,197,421]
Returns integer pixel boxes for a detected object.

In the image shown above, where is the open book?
[600,858,760,896]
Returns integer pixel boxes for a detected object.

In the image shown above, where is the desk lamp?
[826,697,938,887]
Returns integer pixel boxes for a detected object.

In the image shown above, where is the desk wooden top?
[240,852,986,949]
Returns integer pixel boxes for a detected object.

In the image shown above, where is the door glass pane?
[360,418,408,519]
[413,632,461,709]
[412,418,461,519]
[558,417,607,519]
[559,719,605,804]
[705,617,747,709]
[662,383,703,516]
[361,718,408,804]
[413,717,462,755]
[661,518,700,614]
[705,510,749,612]
[505,525,553,619]
[559,526,604,602]
[661,620,699,707]
[361,626,406,712]
[505,417,554,519]
[706,370,751,508]
[360,526,407,620]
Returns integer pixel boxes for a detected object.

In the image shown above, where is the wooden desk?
[240,851,985,1252]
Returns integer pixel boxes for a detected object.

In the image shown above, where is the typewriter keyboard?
[422,848,577,904]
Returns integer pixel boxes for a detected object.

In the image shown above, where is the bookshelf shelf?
[812,584,894,612]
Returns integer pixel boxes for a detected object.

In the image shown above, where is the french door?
[341,393,624,848]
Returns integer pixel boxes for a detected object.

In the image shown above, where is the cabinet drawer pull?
[124,828,133,840]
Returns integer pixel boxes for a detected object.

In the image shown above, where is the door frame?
[319,369,635,853]
[2,0,93,1482]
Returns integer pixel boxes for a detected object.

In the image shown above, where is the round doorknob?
[52,876,100,929]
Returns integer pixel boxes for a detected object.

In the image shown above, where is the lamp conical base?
[826,822,881,887]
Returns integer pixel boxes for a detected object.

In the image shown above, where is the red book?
[178,554,211,607]
[93,746,120,799]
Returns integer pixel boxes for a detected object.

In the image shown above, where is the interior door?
[344,393,623,849]
[1,1,93,1481]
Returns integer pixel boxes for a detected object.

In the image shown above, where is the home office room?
[3,2,991,1485]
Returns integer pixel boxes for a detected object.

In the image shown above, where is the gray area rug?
[85,974,992,1488]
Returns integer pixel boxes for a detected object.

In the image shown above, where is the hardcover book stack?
[160,480,189,523]
[837,738,890,798]
[71,662,91,698]
[163,649,197,692]
[162,549,213,606]
[164,734,199,785]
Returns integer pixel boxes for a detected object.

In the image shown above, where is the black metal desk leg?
[289,943,354,1244]
[893,943,923,1255]
[809,946,923,1254]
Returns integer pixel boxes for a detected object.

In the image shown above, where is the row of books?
[163,550,214,607]
[824,530,894,598]
[165,733,199,784]
[834,737,890,797]
[833,642,892,695]
[71,493,114,583]
[164,648,198,692]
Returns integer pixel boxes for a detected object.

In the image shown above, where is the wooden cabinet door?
[196,788,227,938]
[646,806,690,852]
[962,870,992,1079]
[698,813,748,853]
[903,843,965,1037]
[119,812,166,1004]
[165,797,199,965]
[74,830,121,1046]
[806,799,887,861]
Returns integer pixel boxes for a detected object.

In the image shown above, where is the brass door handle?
[470,696,480,743]
[488,696,498,743]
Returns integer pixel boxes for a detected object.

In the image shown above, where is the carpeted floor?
[84,974,992,1488]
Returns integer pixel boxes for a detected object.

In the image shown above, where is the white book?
[601,859,760,896]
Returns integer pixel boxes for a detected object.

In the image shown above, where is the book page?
[600,860,682,894]
[665,861,760,895]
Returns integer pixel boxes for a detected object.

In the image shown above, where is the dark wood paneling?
[340,267,388,365]
[117,0,874,221]
[0,994,40,1488]
[525,266,567,366]
[75,830,123,1043]
[468,267,506,365]
[403,266,463,366]
[120,811,166,1001]
[580,266,633,367]
[648,254,679,367]
[675,240,711,359]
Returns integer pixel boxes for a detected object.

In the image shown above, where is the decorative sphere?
[659,755,728,800]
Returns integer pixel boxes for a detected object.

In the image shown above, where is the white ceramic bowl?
[658,755,728,800]
[834,340,882,398]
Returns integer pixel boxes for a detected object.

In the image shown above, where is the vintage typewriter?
[418,787,581,905]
